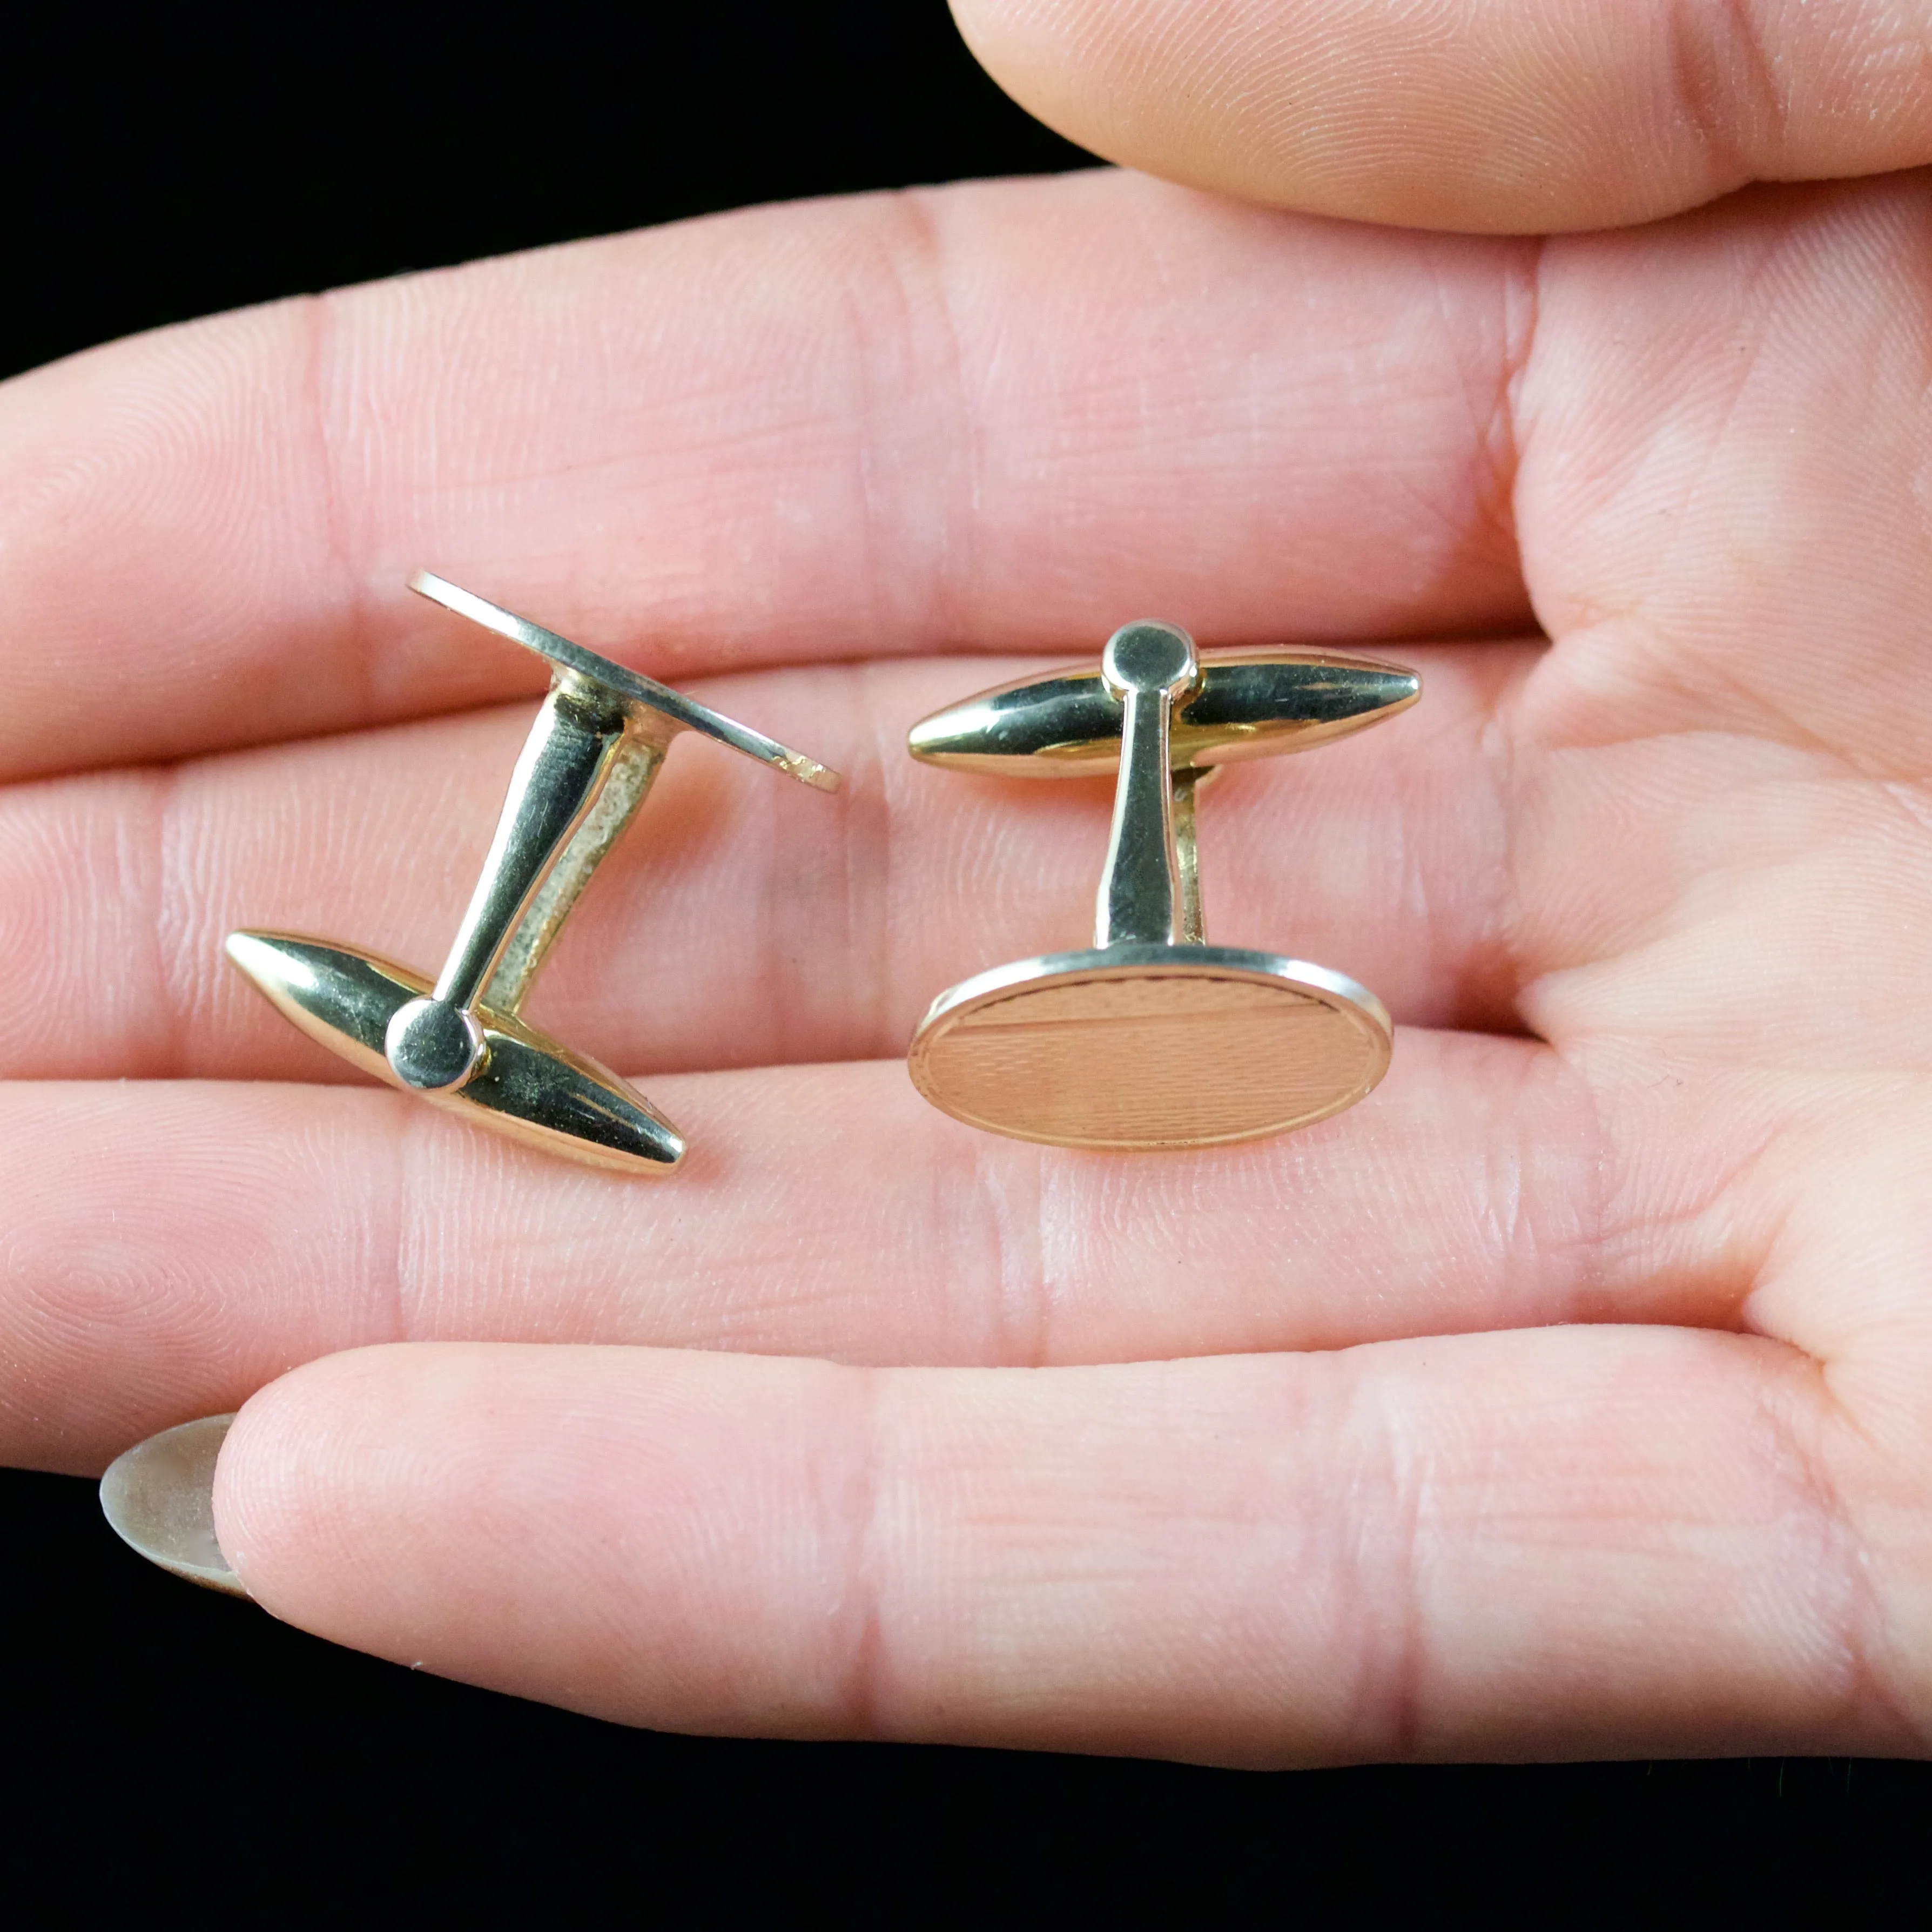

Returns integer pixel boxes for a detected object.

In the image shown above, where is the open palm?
[9,1,1932,1762]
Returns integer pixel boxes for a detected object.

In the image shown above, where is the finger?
[0,645,1519,1084]
[954,0,1932,231]
[1505,175,1932,1062]
[4,1028,1724,1472]
[210,1328,1921,1760]
[1517,177,1932,763]
[0,168,1530,782]
[19,189,1931,1090]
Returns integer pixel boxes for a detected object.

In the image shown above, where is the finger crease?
[1753,1350,1922,1750]
[836,1362,892,1739]
[853,658,897,1061]
[145,760,189,1080]
[385,1094,416,1347]
[300,290,376,728]
[1664,0,1790,184]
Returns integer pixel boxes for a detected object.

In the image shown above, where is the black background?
[2,1,1927,1918]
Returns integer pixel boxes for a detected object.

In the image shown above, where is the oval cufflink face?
[907,944,1392,1150]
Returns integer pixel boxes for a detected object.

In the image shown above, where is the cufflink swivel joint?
[227,574,841,1174]
[905,623,1419,1150]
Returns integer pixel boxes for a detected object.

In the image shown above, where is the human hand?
[11,1,1932,1763]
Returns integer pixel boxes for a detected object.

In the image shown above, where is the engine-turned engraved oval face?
[906,945,1392,1150]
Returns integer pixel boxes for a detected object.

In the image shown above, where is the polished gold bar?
[227,933,685,1173]
[907,648,1419,776]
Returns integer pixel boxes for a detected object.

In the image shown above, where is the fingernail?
[99,1414,250,1599]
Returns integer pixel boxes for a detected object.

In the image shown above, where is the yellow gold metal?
[906,646,1419,776]
[906,622,1418,1151]
[226,574,843,1174]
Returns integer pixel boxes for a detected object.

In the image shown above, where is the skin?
[8,5,1932,1764]
[951,0,1932,231]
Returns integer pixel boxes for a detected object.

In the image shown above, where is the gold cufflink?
[905,623,1419,1149]
[227,573,841,1174]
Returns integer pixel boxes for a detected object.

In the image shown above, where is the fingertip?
[210,1345,408,1619]
[950,0,1207,198]
[950,0,1696,231]
[952,0,1932,233]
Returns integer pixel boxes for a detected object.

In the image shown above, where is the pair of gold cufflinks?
[228,576,1419,1173]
